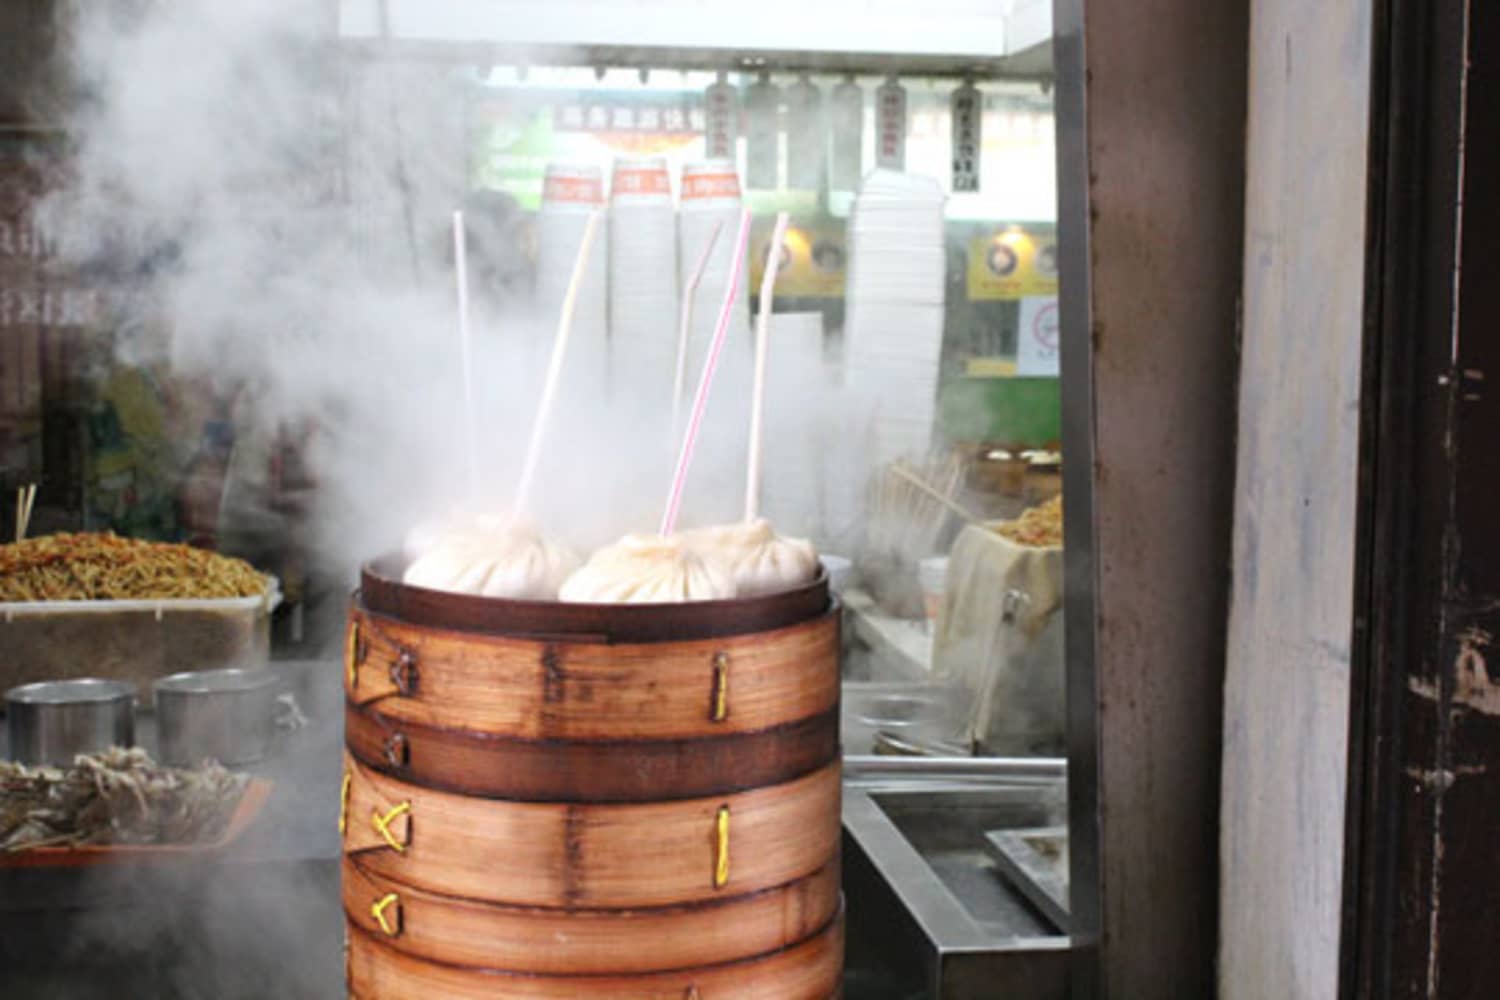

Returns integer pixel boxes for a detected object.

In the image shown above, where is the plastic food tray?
[0,577,281,699]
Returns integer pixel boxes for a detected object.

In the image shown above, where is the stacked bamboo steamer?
[340,557,844,998]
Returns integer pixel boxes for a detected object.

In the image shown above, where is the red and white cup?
[609,156,679,399]
[537,163,609,391]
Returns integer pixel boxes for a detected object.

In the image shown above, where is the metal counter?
[842,757,1072,999]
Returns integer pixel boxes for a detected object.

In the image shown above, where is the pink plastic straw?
[659,207,753,536]
[672,218,726,435]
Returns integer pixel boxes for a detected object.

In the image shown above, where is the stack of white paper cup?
[537,162,608,395]
[608,156,678,404]
[677,160,750,403]
[760,312,828,537]
[668,161,754,525]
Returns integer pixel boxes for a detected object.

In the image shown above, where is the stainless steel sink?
[842,757,1072,999]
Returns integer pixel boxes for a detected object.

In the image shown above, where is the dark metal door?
[1344,1,1500,995]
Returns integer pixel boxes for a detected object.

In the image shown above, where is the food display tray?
[982,825,1070,931]
[0,777,273,869]
[0,578,280,696]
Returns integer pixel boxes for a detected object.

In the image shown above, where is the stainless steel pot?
[154,667,277,767]
[5,678,136,766]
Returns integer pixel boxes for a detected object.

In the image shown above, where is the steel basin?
[5,678,136,766]
[154,667,276,767]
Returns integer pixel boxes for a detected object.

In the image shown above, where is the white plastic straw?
[672,218,726,436]
[659,207,753,537]
[452,210,478,502]
[744,212,790,522]
[513,210,604,517]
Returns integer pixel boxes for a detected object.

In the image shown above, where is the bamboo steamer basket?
[342,854,840,974]
[346,906,844,999]
[342,751,841,909]
[343,594,840,801]
[342,556,843,990]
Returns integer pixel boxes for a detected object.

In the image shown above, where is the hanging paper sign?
[1017,296,1060,375]
[744,74,781,189]
[784,76,824,190]
[875,77,907,170]
[704,74,738,161]
[951,80,982,192]
[830,78,864,190]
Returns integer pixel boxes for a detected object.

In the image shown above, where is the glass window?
[1,3,1076,996]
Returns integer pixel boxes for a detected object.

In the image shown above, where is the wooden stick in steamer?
[743,212,790,523]
[452,210,479,503]
[513,210,604,518]
[672,218,726,436]
[14,484,35,543]
[659,207,754,537]
[889,462,982,526]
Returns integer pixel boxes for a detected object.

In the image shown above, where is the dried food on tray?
[0,747,249,852]
[993,495,1063,548]
[0,533,267,602]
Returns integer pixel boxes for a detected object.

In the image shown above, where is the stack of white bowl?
[842,169,948,464]
[536,162,608,395]
[608,156,679,403]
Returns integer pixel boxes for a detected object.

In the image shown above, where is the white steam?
[39,0,840,581]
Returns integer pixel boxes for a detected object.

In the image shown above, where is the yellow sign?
[967,227,1059,300]
[749,222,846,299]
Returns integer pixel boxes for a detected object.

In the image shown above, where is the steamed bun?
[403,521,578,600]
[677,518,818,597]
[559,534,736,604]
[403,510,512,561]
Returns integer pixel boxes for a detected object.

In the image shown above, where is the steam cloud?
[40,0,851,590]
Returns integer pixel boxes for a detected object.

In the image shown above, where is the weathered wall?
[1219,0,1374,996]
[1056,0,1248,995]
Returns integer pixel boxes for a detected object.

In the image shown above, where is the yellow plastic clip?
[339,772,352,836]
[713,805,730,889]
[370,892,401,937]
[710,652,729,722]
[372,801,412,853]
[346,620,361,688]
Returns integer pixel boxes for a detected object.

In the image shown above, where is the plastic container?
[819,554,854,595]
[0,578,281,702]
[918,556,949,627]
